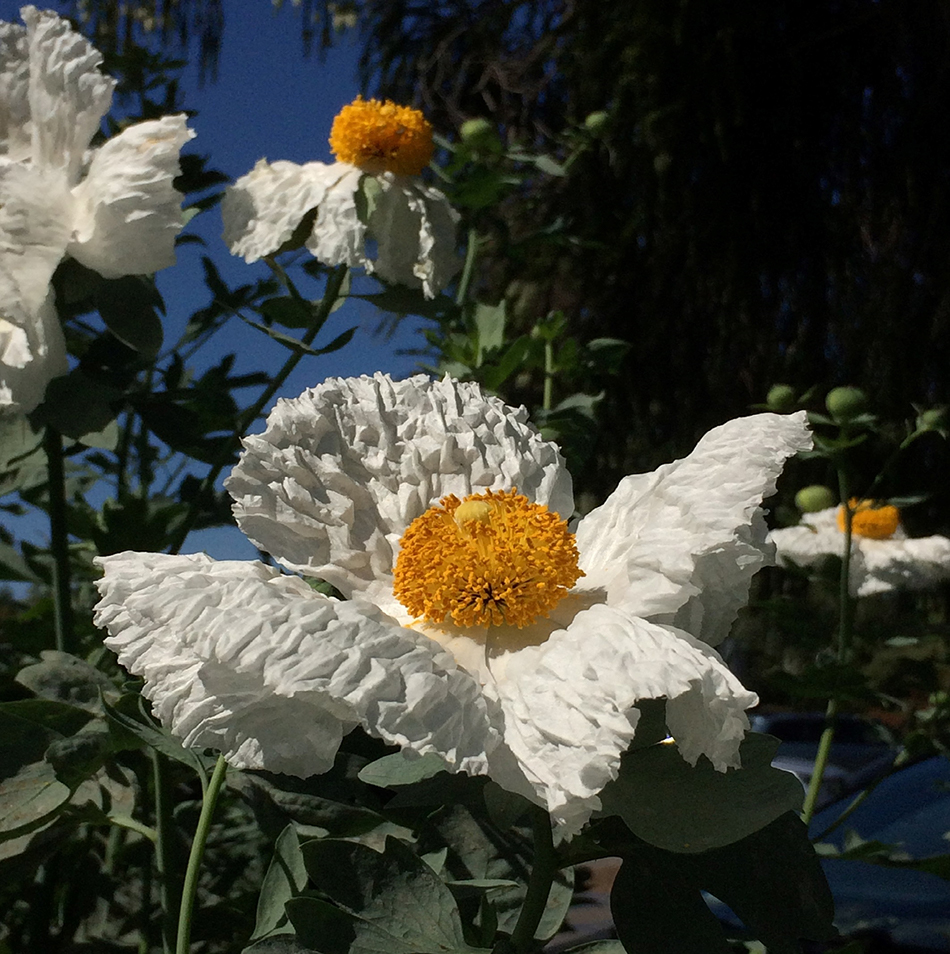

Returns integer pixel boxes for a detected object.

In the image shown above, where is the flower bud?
[584,111,609,135]
[825,386,868,422]
[766,384,796,412]
[795,485,836,513]
[459,118,499,150]
[917,407,948,432]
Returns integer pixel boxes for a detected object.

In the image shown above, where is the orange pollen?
[328,96,434,176]
[837,499,900,540]
[393,488,584,630]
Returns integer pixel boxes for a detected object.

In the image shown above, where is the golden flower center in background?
[329,96,434,176]
[393,489,584,629]
[837,499,900,539]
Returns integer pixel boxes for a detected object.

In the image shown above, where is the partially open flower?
[94,374,810,834]
[0,6,194,414]
[770,501,950,596]
[221,97,459,299]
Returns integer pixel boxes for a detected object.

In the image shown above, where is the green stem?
[153,750,179,954]
[43,426,75,653]
[801,698,838,824]
[802,466,856,825]
[109,814,159,844]
[509,807,557,953]
[813,747,909,842]
[456,228,479,307]
[176,755,228,954]
[168,265,348,554]
[542,341,554,412]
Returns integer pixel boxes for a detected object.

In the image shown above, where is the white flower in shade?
[221,97,459,299]
[770,500,950,597]
[93,374,811,834]
[0,6,194,414]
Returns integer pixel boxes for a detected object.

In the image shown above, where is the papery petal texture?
[0,20,31,160]
[770,506,950,597]
[22,5,115,179]
[0,280,66,413]
[221,159,358,264]
[94,551,500,776]
[574,411,811,645]
[222,155,457,297]
[226,372,573,613]
[486,602,757,834]
[369,174,460,298]
[305,164,366,267]
[68,114,195,277]
[0,161,73,309]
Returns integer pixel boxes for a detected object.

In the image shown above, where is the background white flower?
[94,374,810,834]
[221,97,458,298]
[0,6,194,414]
[770,505,950,596]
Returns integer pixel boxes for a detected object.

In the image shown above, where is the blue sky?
[1,3,438,565]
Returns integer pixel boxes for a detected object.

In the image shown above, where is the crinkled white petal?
[574,411,812,646]
[0,278,66,414]
[222,159,362,265]
[222,158,458,296]
[0,20,31,161]
[226,373,573,614]
[485,602,758,835]
[305,163,367,267]
[0,160,73,311]
[21,5,115,182]
[770,506,950,597]
[67,115,195,277]
[369,174,460,299]
[94,551,500,777]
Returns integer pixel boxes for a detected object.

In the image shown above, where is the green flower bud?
[917,407,948,431]
[459,118,498,150]
[825,386,868,422]
[794,485,836,513]
[584,111,609,135]
[766,384,796,412]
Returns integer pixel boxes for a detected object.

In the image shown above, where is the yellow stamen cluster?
[837,499,900,540]
[393,489,584,629]
[329,96,434,176]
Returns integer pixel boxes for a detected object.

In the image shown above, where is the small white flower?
[221,97,458,298]
[770,503,950,597]
[94,374,810,834]
[0,6,194,414]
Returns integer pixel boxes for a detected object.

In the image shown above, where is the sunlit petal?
[486,603,757,834]
[575,411,811,645]
[22,5,115,180]
[95,550,499,777]
[68,115,195,277]
[226,373,573,612]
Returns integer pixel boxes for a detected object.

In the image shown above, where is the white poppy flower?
[0,6,194,414]
[94,374,811,834]
[221,97,459,299]
[770,502,950,597]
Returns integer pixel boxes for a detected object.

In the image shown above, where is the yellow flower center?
[836,499,900,539]
[328,96,434,176]
[393,489,584,629]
